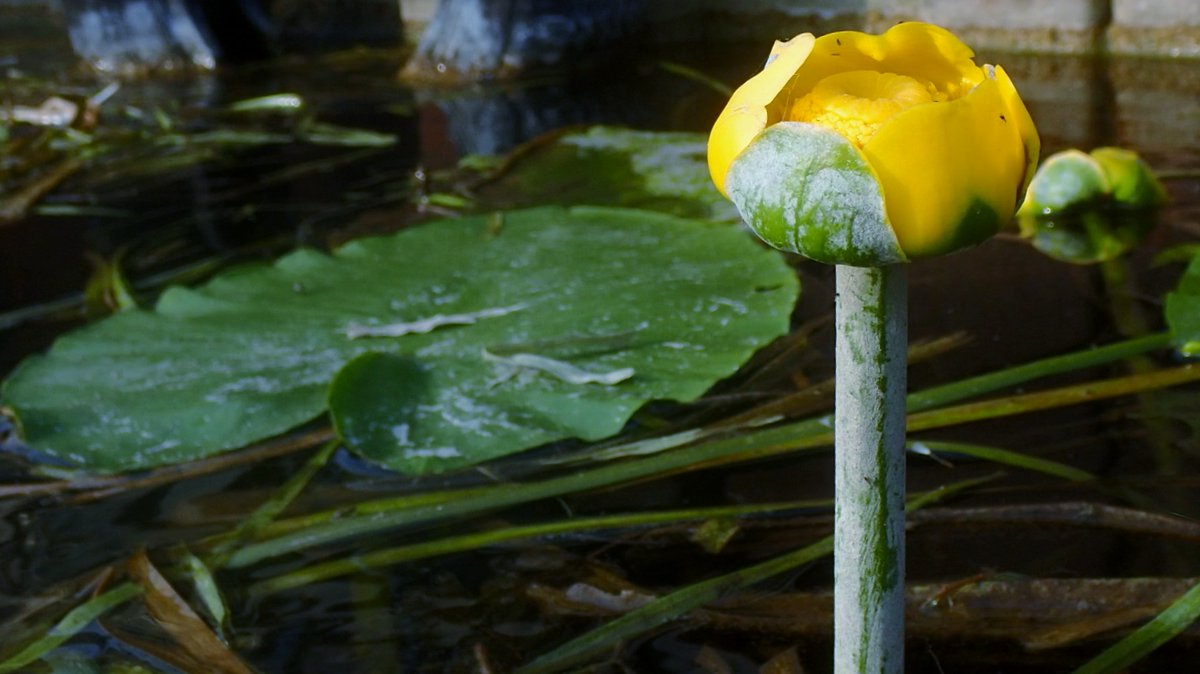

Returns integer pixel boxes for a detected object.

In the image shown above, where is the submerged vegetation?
[1,41,1200,674]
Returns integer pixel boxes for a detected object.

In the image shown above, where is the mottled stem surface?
[834,264,907,674]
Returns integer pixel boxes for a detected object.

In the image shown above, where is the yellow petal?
[778,22,985,115]
[861,69,1030,257]
[707,33,815,196]
[992,64,1041,201]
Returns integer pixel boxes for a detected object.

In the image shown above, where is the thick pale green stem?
[835,264,907,674]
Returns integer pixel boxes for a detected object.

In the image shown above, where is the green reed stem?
[249,499,832,597]
[1072,577,1200,674]
[909,440,1096,481]
[905,332,1170,412]
[205,440,338,569]
[0,582,142,674]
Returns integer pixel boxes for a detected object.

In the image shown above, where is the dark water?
[2,10,1200,673]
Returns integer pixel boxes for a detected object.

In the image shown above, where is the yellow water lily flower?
[708,22,1039,266]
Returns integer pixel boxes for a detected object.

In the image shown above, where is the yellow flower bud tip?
[709,21,1040,263]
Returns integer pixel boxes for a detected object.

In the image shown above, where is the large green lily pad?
[2,206,797,474]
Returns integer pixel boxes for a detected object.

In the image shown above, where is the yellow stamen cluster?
[788,70,945,147]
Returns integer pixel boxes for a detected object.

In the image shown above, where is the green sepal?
[1090,147,1168,209]
[1018,149,1110,216]
[1017,147,1166,264]
[1019,147,1167,217]
[725,122,906,267]
[924,197,1003,260]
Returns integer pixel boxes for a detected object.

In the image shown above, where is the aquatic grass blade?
[222,363,1200,568]
[520,540,835,674]
[0,583,141,674]
[515,477,993,674]
[248,499,833,596]
[205,439,338,568]
[1071,578,1200,674]
[657,61,734,96]
[905,332,1171,413]
[910,440,1096,481]
[905,365,1200,433]
[537,330,1171,467]
[216,436,827,569]
[179,550,229,634]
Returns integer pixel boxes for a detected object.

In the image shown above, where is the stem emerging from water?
[835,264,907,674]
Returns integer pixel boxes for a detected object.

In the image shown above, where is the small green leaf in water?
[480,126,740,222]
[82,252,138,315]
[1166,253,1200,356]
[458,153,504,172]
[691,518,741,554]
[296,121,396,147]
[152,107,174,131]
[421,192,475,210]
[227,93,305,113]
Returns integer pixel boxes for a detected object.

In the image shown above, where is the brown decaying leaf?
[703,576,1200,651]
[126,550,255,674]
[0,156,83,225]
[907,502,1200,542]
[532,573,1200,651]
[695,644,734,674]
[759,647,806,674]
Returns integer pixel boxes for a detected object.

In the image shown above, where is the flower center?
[787,70,945,147]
